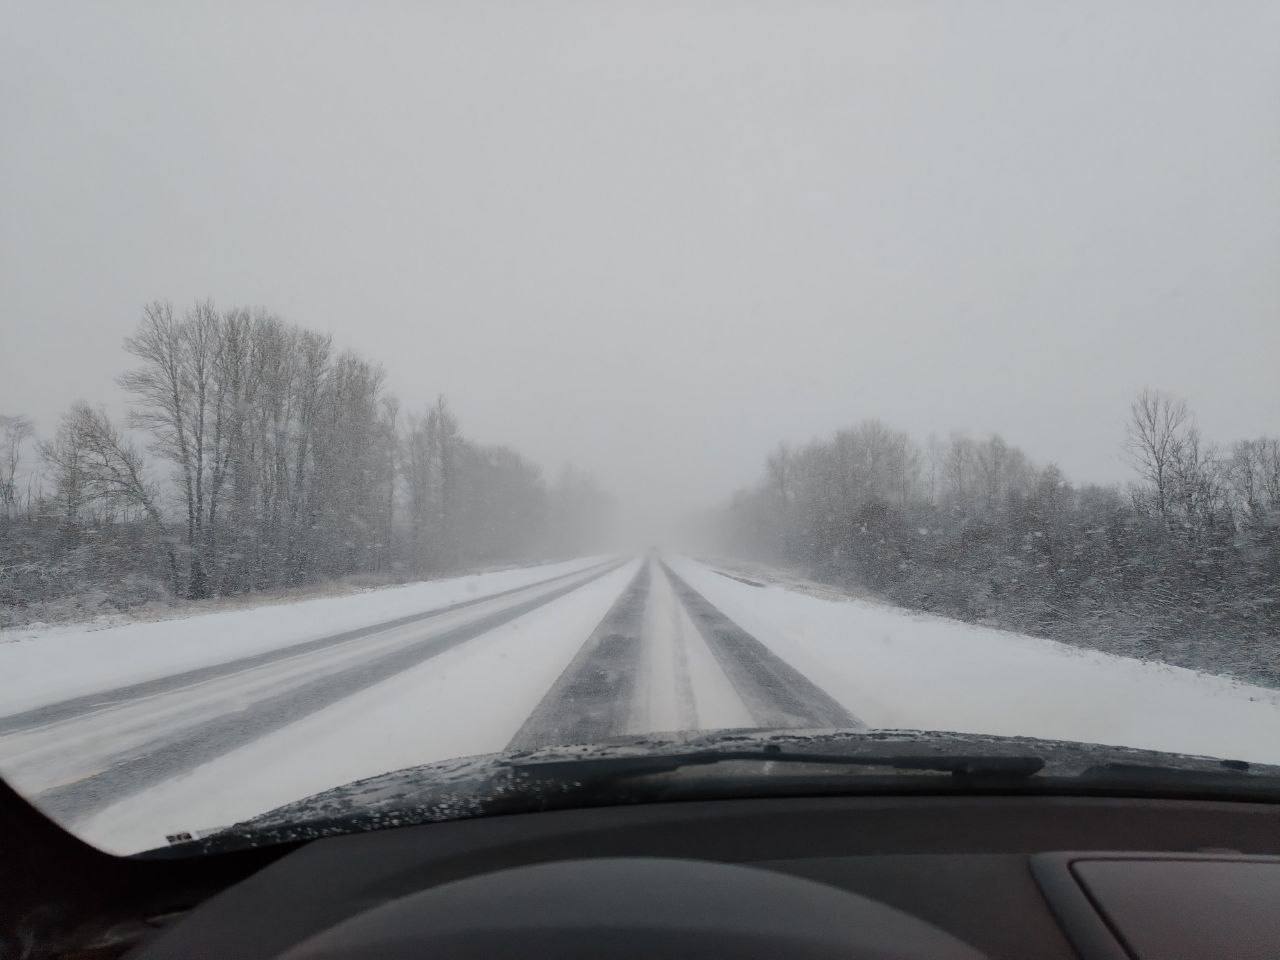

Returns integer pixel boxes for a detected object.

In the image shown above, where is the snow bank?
[0,557,608,716]
[669,557,1280,766]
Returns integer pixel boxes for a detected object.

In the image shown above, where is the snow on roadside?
[669,557,1280,766]
[75,561,641,854]
[0,556,609,716]
[694,555,876,604]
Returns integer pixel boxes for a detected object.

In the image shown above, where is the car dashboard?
[61,792,1274,959]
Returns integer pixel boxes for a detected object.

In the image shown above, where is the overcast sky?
[3,1,1278,526]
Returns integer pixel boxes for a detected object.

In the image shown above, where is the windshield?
[2,2,1278,856]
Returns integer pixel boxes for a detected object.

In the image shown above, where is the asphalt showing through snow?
[4,555,862,827]
[25,561,627,823]
[663,561,864,731]
[0,558,618,737]
[509,558,863,752]
[508,563,651,751]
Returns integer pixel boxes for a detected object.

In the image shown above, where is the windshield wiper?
[157,734,1280,858]
[506,745,1046,782]
[1072,759,1262,789]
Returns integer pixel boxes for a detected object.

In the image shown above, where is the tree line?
[711,390,1280,686]
[1,300,614,624]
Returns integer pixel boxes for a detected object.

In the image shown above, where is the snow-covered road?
[2,554,1280,855]
[0,559,624,823]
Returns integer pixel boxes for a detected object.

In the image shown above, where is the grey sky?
[3,1,1278,526]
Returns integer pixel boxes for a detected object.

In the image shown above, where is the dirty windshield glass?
[1,2,1278,855]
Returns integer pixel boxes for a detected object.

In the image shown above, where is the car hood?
[159,728,1280,856]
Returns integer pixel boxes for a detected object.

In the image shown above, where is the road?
[4,551,1280,855]
[509,559,861,751]
[0,555,862,846]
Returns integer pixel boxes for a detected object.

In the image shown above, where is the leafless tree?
[923,433,944,505]
[49,403,181,588]
[0,413,35,519]
[39,414,87,523]
[120,301,223,596]
[1125,388,1190,520]
[1165,426,1226,536]
[11,298,608,620]
[1225,437,1280,519]
[942,433,975,507]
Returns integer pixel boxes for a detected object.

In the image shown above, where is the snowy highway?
[508,559,861,753]
[3,554,1280,854]
[0,559,625,823]
[0,555,868,847]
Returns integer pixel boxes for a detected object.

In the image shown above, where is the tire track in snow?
[0,558,618,737]
[506,562,651,752]
[31,560,628,824]
[656,563,698,732]
[636,559,699,733]
[661,561,864,731]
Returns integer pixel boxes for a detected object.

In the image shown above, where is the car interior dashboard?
[4,778,1280,960]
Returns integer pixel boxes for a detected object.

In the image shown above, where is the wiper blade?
[160,732,1280,858]
[1075,759,1260,787]
[506,746,1045,782]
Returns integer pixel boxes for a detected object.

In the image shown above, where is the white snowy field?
[0,556,608,716]
[668,557,1280,767]
[2,552,1279,855]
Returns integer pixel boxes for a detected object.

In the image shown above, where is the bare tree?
[1166,426,1225,536]
[942,433,975,506]
[378,396,400,571]
[1125,388,1190,520]
[974,434,1009,511]
[404,408,436,574]
[8,298,611,624]
[0,414,35,519]
[56,403,180,588]
[1225,437,1280,519]
[923,433,944,505]
[39,414,88,524]
[763,443,795,560]
[120,300,229,596]
[887,430,922,507]
[429,395,461,569]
